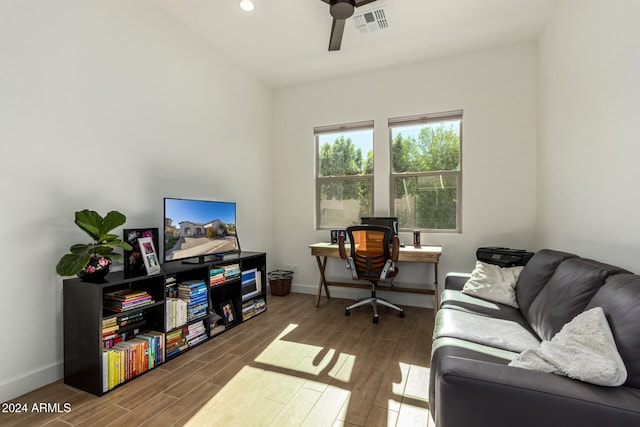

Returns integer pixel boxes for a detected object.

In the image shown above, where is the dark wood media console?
[63,251,266,396]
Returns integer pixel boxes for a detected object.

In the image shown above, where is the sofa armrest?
[435,356,640,427]
[444,272,471,291]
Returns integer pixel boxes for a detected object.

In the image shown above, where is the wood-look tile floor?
[1,293,435,427]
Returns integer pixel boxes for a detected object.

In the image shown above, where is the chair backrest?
[346,225,395,281]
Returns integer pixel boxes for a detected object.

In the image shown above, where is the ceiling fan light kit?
[322,0,381,51]
[330,0,356,19]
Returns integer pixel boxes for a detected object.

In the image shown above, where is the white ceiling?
[152,0,558,88]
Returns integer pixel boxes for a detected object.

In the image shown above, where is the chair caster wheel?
[345,309,350,316]
[373,316,379,324]
[399,310,405,318]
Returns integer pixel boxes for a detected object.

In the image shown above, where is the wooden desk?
[309,242,442,308]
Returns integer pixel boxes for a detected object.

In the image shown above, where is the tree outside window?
[316,122,373,229]
[390,112,462,232]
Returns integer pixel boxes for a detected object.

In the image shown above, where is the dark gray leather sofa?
[429,249,640,427]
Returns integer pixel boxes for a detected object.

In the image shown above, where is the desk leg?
[315,256,331,307]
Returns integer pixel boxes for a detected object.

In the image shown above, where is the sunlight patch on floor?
[184,366,351,427]
[255,323,355,381]
[184,325,432,426]
[185,324,354,427]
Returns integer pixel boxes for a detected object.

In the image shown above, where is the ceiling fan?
[320,0,379,51]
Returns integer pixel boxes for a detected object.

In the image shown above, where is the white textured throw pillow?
[508,307,627,386]
[461,261,523,308]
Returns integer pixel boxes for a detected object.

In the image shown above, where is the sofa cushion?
[440,289,523,319]
[434,308,540,353]
[515,249,577,317]
[461,261,523,308]
[586,274,640,388]
[526,258,624,341]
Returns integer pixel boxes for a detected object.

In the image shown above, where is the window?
[390,111,462,232]
[315,121,374,229]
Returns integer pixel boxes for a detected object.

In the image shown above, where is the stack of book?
[186,320,207,347]
[102,330,165,392]
[241,297,267,321]
[102,317,119,347]
[178,280,208,322]
[165,275,178,298]
[209,267,225,287]
[241,300,256,321]
[165,297,188,331]
[102,311,148,348]
[253,297,266,315]
[224,263,241,281]
[165,326,188,358]
[104,289,154,312]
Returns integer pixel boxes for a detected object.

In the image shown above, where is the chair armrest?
[444,272,471,291]
[434,356,640,427]
[391,235,400,262]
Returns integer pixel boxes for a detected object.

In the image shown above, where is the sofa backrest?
[515,249,577,317]
[525,257,628,341]
[587,274,640,388]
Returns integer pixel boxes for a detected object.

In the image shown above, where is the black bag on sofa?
[476,246,534,267]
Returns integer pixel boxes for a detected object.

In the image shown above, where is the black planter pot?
[77,256,112,283]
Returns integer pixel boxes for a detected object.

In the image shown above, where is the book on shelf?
[166,275,178,298]
[165,326,188,358]
[102,310,149,348]
[185,320,207,347]
[104,289,154,312]
[242,300,256,321]
[165,297,188,331]
[223,264,241,280]
[176,280,209,322]
[102,330,165,389]
[209,267,225,286]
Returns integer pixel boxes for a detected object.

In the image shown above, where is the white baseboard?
[0,362,63,403]
[290,283,434,309]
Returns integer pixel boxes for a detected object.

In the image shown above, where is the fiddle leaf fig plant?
[56,210,133,277]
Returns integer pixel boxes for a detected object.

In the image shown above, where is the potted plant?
[56,210,133,282]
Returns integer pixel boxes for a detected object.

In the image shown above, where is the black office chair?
[338,225,405,323]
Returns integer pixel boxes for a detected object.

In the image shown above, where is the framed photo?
[123,228,159,277]
[138,236,161,275]
[219,300,236,325]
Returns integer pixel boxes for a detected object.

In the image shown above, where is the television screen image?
[164,198,240,263]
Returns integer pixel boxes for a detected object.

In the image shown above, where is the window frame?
[315,120,375,230]
[388,110,463,233]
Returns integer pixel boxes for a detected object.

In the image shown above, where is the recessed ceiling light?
[238,0,255,12]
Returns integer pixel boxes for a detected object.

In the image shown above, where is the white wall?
[537,0,640,271]
[0,0,274,402]
[273,44,539,307]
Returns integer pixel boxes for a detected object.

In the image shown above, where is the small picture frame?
[138,236,161,275]
[220,300,236,325]
[123,228,159,277]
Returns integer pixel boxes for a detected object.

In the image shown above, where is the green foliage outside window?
[391,120,461,231]
[318,133,373,228]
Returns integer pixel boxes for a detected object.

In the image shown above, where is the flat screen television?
[360,216,399,235]
[164,198,240,263]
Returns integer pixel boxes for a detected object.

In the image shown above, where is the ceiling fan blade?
[329,18,346,51]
